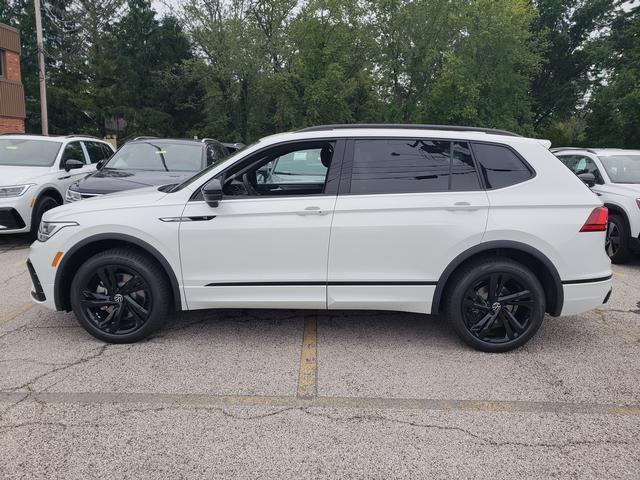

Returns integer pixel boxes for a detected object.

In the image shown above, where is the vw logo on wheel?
[113,293,124,304]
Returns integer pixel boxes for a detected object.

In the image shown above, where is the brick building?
[0,23,25,133]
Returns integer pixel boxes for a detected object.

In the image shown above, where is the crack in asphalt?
[1,403,633,452]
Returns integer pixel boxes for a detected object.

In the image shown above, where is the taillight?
[580,207,608,232]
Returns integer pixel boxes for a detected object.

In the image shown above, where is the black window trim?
[189,137,347,202]
[339,136,486,196]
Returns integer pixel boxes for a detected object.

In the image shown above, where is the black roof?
[298,124,522,137]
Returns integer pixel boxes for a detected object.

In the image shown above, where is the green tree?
[530,0,617,130]
[586,5,640,148]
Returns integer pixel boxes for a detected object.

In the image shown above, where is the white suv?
[27,125,612,352]
[553,148,640,263]
[0,135,114,235]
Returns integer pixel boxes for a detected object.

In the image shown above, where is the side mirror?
[202,178,223,207]
[96,160,105,170]
[578,172,596,187]
[64,159,84,172]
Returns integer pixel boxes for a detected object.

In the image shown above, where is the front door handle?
[296,206,327,216]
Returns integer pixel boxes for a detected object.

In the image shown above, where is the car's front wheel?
[70,248,171,343]
[445,258,545,352]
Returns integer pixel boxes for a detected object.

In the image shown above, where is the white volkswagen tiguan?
[0,134,114,235]
[27,125,612,352]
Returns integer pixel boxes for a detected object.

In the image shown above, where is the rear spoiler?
[537,139,552,149]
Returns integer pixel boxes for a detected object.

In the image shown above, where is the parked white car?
[552,148,640,263]
[0,135,114,235]
[27,125,612,352]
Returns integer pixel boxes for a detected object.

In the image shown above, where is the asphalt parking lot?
[1,235,639,479]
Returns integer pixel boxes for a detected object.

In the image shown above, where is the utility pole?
[34,0,49,135]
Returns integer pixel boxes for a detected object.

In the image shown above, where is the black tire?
[445,257,545,353]
[70,248,171,343]
[606,214,631,264]
[30,195,60,237]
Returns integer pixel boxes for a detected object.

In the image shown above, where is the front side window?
[558,155,604,184]
[0,139,62,167]
[105,141,204,172]
[471,143,533,189]
[350,139,480,194]
[598,154,640,184]
[222,143,333,197]
[61,142,86,165]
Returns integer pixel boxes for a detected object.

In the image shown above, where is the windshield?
[0,139,62,167]
[599,155,640,184]
[169,139,260,192]
[105,141,204,172]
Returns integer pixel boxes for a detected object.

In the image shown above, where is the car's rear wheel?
[70,248,171,343]
[606,214,630,264]
[445,258,545,352]
[30,195,59,236]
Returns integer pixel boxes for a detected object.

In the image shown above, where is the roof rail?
[132,136,159,141]
[64,134,100,139]
[550,147,599,155]
[297,124,522,137]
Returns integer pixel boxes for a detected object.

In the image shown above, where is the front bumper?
[0,195,33,234]
[561,277,613,316]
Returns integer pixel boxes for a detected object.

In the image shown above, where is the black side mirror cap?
[65,159,85,172]
[577,172,596,187]
[96,160,105,170]
[202,178,223,207]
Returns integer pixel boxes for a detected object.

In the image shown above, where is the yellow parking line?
[296,315,317,399]
[0,302,35,326]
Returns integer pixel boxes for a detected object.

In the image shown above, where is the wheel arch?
[30,187,65,231]
[431,241,564,317]
[603,202,631,234]
[54,233,182,312]
[37,187,64,205]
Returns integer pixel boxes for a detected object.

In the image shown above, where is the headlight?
[65,187,82,203]
[37,221,79,242]
[0,184,34,198]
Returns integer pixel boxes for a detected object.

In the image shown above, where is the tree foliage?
[0,0,636,146]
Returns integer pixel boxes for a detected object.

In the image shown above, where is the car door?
[327,137,489,314]
[179,140,344,310]
[57,141,95,188]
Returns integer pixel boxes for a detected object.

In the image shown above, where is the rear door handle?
[445,202,479,211]
[296,206,327,216]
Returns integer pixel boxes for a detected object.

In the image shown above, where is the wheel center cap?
[113,293,124,304]
[491,302,502,312]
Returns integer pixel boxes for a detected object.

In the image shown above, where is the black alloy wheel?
[462,273,533,344]
[445,258,545,352]
[606,214,630,264]
[70,248,171,343]
[80,265,152,335]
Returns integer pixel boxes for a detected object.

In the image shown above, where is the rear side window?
[350,139,481,194]
[84,142,112,163]
[471,143,533,189]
